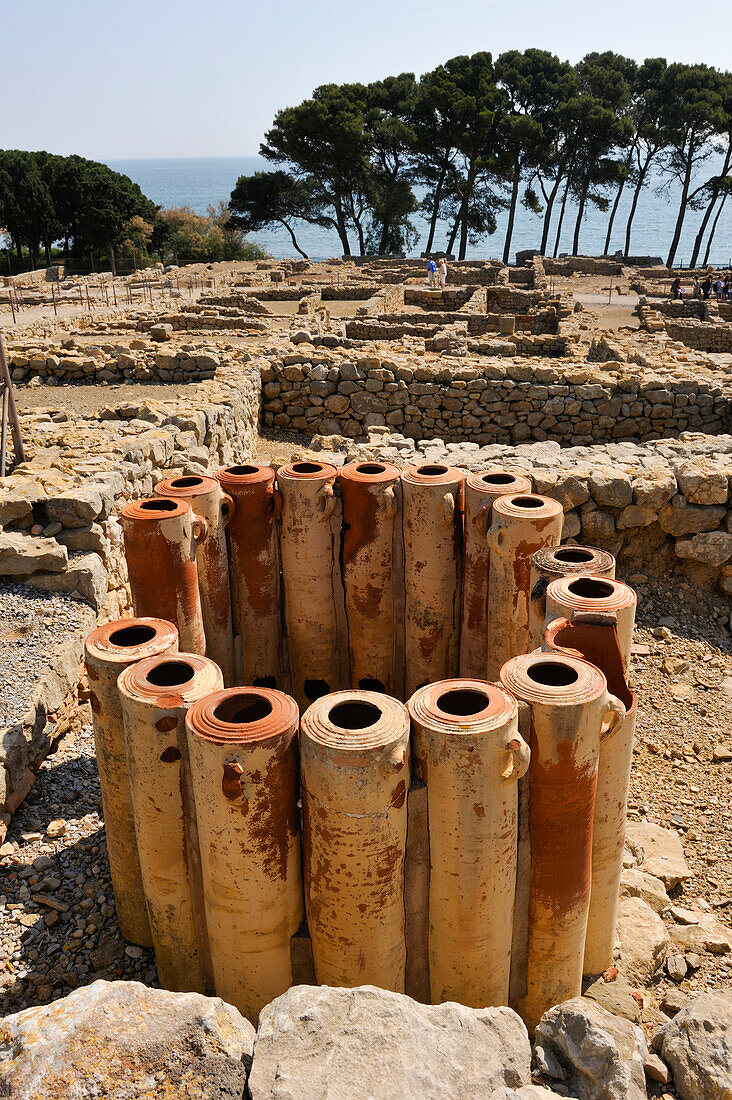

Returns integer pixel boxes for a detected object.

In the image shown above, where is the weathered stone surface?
[0,533,67,576]
[248,985,531,1100]
[658,501,726,536]
[653,991,732,1100]
[625,821,692,888]
[675,531,732,566]
[668,911,732,955]
[45,487,105,528]
[492,1088,563,1099]
[535,997,648,1100]
[27,552,107,610]
[0,978,255,1099]
[619,868,670,914]
[588,469,632,508]
[584,973,641,1023]
[616,896,671,984]
[676,461,729,505]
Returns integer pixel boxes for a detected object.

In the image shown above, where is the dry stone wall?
[7,340,224,384]
[261,355,732,446]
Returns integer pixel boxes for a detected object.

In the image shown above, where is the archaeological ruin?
[1,254,731,1099]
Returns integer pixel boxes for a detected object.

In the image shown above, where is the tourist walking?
[671,276,682,299]
[439,259,447,288]
[426,258,437,287]
[692,276,700,298]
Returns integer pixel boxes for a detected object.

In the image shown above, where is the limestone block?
[616,896,671,983]
[27,552,107,610]
[676,461,729,505]
[0,532,67,575]
[589,469,633,508]
[248,985,531,1100]
[617,505,658,530]
[653,991,732,1100]
[625,821,692,888]
[632,469,676,509]
[668,911,732,955]
[675,531,732,566]
[619,868,670,914]
[45,487,105,528]
[535,997,648,1100]
[658,502,726,537]
[0,979,254,1099]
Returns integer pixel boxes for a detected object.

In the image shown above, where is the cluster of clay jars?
[95,460,639,1029]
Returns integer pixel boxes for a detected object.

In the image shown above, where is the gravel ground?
[0,580,91,729]
[0,574,729,1026]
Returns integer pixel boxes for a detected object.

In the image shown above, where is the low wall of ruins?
[7,341,226,384]
[261,355,732,446]
[664,318,732,354]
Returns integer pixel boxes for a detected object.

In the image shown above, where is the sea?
[107,154,732,268]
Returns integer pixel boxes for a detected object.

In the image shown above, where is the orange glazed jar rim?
[339,460,401,484]
[118,653,222,703]
[154,474,220,498]
[216,463,274,488]
[277,460,337,481]
[500,650,607,706]
[409,678,517,732]
[186,687,298,746]
[401,462,465,486]
[466,469,532,493]
[547,574,636,611]
[491,492,563,519]
[121,497,190,522]
[85,617,178,662]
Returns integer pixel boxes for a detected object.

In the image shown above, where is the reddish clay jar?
[216,464,283,689]
[121,497,208,655]
[339,461,404,698]
[528,545,616,652]
[460,470,532,679]
[155,475,236,685]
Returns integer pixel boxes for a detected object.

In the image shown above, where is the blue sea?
[107,155,732,267]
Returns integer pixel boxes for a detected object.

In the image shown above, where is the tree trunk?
[355,215,366,256]
[458,166,477,261]
[425,166,446,254]
[107,244,117,277]
[379,220,390,255]
[572,184,588,256]
[623,162,650,258]
[44,242,51,266]
[703,189,729,266]
[666,156,693,268]
[552,179,570,258]
[282,220,309,260]
[540,174,563,255]
[603,171,628,255]
[446,206,461,255]
[333,194,352,256]
[502,163,521,265]
[690,146,731,267]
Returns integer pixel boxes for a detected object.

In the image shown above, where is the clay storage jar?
[485,494,564,680]
[118,653,223,993]
[500,651,625,1031]
[460,470,531,680]
[277,460,344,710]
[154,475,236,687]
[408,680,530,1008]
[545,575,637,671]
[528,545,616,652]
[543,614,637,977]
[185,687,302,1021]
[215,464,283,690]
[401,463,465,698]
[84,617,179,946]
[300,690,410,992]
[121,496,208,655]
[339,460,404,698]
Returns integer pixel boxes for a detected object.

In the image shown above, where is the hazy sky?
[5,0,729,159]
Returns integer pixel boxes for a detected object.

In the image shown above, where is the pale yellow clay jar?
[500,651,625,1031]
[154,475,236,686]
[401,464,465,698]
[460,470,531,680]
[300,690,410,993]
[84,617,179,946]
[185,688,302,1022]
[544,575,637,671]
[485,494,564,680]
[542,613,638,977]
[118,652,223,993]
[409,679,529,1008]
[339,461,405,699]
[527,545,616,652]
[277,461,345,709]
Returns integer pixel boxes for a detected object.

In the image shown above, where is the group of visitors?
[671,274,732,300]
[426,257,448,288]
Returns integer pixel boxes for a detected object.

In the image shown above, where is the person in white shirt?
[439,259,447,288]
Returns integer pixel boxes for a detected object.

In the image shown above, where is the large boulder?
[0,978,254,1099]
[653,990,732,1100]
[668,910,732,956]
[624,821,692,889]
[535,997,648,1100]
[247,984,531,1099]
[616,896,671,984]
[0,532,67,576]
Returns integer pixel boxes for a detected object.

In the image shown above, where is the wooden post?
[0,332,25,469]
[0,384,9,477]
[9,293,16,324]
[112,282,117,307]
[51,284,58,317]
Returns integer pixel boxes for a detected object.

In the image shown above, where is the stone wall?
[260,354,732,446]
[664,318,732,354]
[7,341,230,385]
[543,257,624,276]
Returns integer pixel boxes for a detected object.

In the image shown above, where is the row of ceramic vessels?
[85,586,636,1032]
[119,460,621,710]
